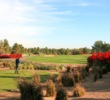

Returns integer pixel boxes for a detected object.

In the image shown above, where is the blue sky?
[0,0,110,49]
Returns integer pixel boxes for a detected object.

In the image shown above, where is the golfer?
[15,58,20,74]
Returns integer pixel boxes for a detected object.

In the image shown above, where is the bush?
[17,77,43,100]
[34,63,56,70]
[57,74,63,86]
[55,87,68,100]
[46,79,56,97]
[102,67,108,74]
[33,86,43,100]
[74,71,81,83]
[94,74,98,82]
[61,73,75,87]
[19,62,34,70]
[59,64,64,70]
[73,85,85,97]
[66,65,72,73]
[49,74,57,82]
[32,74,40,87]
[98,69,103,79]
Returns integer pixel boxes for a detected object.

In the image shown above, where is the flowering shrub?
[0,54,22,58]
[87,52,110,70]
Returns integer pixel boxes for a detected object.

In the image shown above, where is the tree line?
[0,39,110,55]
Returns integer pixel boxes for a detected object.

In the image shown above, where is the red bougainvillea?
[87,52,110,67]
[0,54,22,59]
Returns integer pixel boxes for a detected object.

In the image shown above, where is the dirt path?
[0,72,110,100]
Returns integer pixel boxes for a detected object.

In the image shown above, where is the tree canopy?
[1,39,110,55]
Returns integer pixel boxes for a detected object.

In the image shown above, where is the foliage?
[55,87,68,100]
[32,74,40,87]
[49,74,57,82]
[17,77,43,100]
[88,52,110,82]
[0,39,10,53]
[74,71,81,83]
[34,63,57,70]
[12,43,24,54]
[61,73,75,87]
[73,85,86,97]
[46,79,56,97]
[66,65,72,73]
[19,62,34,70]
[88,52,110,71]
[3,39,10,53]
[92,40,110,53]
[94,74,98,82]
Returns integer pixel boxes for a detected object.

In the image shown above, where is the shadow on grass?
[0,75,31,80]
[0,74,50,82]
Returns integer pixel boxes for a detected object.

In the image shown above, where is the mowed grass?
[0,70,58,92]
[25,54,90,64]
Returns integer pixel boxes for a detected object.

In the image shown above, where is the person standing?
[15,58,20,74]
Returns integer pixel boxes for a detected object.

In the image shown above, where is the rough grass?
[0,70,58,92]
[25,55,90,64]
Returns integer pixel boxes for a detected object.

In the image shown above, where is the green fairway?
[0,54,90,92]
[25,54,90,64]
[0,70,57,92]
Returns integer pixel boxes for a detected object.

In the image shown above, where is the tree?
[0,40,4,53]
[83,47,91,54]
[92,40,103,53]
[3,39,10,53]
[52,48,57,55]
[12,43,23,53]
[92,40,110,53]
[65,48,72,55]
[72,49,82,55]
[58,48,66,55]
[44,47,49,54]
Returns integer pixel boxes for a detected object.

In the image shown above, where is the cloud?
[78,2,90,7]
[0,1,34,23]
[0,0,75,47]
[0,0,56,46]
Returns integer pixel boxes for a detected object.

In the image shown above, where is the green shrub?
[73,85,85,97]
[46,79,56,97]
[55,87,68,100]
